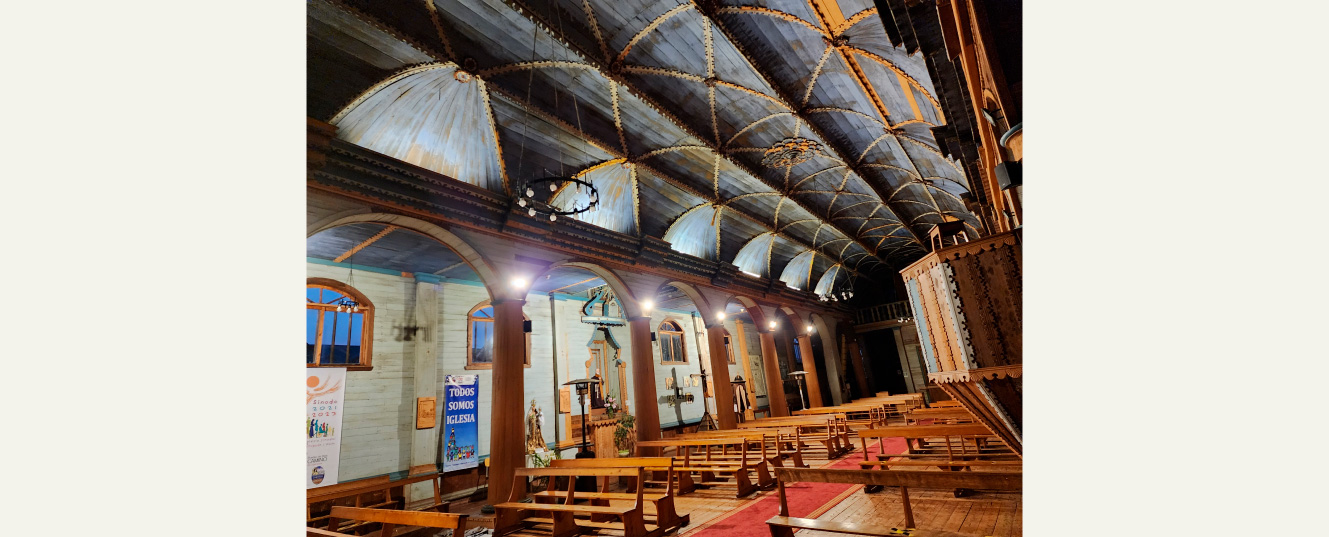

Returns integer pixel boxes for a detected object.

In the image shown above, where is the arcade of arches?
[307,0,1021,534]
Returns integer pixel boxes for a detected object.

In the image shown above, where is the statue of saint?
[526,399,545,453]
[589,369,605,409]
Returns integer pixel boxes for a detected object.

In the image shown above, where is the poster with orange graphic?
[307,368,346,489]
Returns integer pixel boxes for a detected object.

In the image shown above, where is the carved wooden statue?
[525,399,545,453]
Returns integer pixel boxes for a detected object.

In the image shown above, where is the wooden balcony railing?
[854,301,913,326]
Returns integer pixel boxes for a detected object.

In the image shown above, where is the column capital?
[626,315,654,323]
[490,297,527,306]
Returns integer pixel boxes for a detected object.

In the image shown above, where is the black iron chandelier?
[515,176,600,222]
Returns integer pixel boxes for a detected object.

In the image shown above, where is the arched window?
[466,300,531,369]
[307,278,374,371]
[659,320,687,364]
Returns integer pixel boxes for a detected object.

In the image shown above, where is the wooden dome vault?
[306,0,989,288]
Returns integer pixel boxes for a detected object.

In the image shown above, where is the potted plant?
[604,395,619,418]
[613,413,635,457]
[528,449,559,492]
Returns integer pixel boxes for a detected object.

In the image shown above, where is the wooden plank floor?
[410,452,1020,537]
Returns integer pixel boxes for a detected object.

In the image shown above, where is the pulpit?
[901,228,1022,454]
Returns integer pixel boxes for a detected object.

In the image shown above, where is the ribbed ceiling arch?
[550,159,638,235]
[813,264,847,297]
[663,203,720,261]
[779,249,816,291]
[733,232,776,278]
[332,63,505,193]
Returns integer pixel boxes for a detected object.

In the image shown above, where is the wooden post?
[627,316,661,454]
[845,334,870,399]
[797,336,824,408]
[410,279,439,504]
[487,297,527,506]
[706,324,738,429]
[757,330,789,417]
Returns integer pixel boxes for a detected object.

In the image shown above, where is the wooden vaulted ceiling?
[307,0,984,288]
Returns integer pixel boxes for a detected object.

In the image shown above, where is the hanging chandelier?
[515,176,600,222]
[762,137,822,168]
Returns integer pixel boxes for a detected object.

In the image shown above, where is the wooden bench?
[766,467,1021,537]
[307,467,450,533]
[542,457,690,531]
[677,430,808,468]
[495,467,660,537]
[636,437,762,497]
[905,408,976,425]
[738,416,849,456]
[793,404,888,429]
[326,507,466,537]
[855,424,1000,457]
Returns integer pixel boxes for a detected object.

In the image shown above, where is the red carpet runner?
[681,437,909,537]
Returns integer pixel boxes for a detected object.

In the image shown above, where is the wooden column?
[706,324,738,429]
[409,280,439,502]
[846,334,870,398]
[627,316,661,453]
[487,297,526,506]
[797,336,824,408]
[758,330,789,417]
[734,320,757,420]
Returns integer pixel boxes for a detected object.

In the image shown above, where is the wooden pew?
[793,404,888,429]
[307,467,450,533]
[676,429,808,468]
[855,424,1001,457]
[906,407,976,425]
[542,457,691,531]
[738,416,849,455]
[636,437,762,497]
[327,507,466,537]
[766,468,1021,537]
[495,467,659,537]
[307,528,357,537]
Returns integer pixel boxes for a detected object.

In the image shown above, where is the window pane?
[322,312,337,345]
[333,311,351,346]
[346,313,363,365]
[307,287,321,303]
[320,289,344,304]
[474,306,493,319]
[671,336,683,362]
[472,321,493,363]
[661,338,672,362]
[307,309,319,363]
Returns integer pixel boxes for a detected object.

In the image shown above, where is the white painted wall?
[309,262,739,481]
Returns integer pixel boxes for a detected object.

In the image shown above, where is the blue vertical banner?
[442,374,479,472]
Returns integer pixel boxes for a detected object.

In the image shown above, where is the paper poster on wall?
[443,374,480,472]
[307,368,347,489]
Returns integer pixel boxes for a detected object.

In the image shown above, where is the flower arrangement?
[614,412,636,454]
[603,395,621,417]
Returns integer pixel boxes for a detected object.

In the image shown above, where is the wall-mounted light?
[806,325,814,333]
[768,321,777,330]
[716,311,726,321]
[511,277,528,290]
[642,299,654,312]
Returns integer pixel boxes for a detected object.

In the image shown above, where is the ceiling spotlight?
[528,208,536,217]
[518,198,527,207]
[526,188,535,197]
[549,214,557,221]
[549,183,558,192]
[511,277,528,290]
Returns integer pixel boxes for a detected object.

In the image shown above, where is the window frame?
[307,277,375,371]
[658,319,688,365]
[465,300,532,370]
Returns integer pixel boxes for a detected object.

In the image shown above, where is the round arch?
[308,212,500,300]
[656,281,714,325]
[530,260,643,318]
[719,295,770,329]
